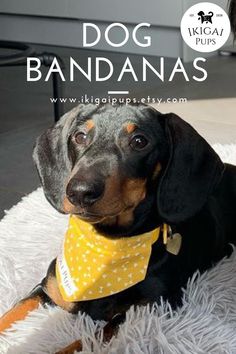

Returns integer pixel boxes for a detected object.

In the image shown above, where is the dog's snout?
[66,178,105,207]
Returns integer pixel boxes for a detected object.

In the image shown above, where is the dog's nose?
[66,178,105,207]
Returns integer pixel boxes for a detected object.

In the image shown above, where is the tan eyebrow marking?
[86,119,95,131]
[152,162,162,180]
[125,123,137,134]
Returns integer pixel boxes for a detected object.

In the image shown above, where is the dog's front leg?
[102,313,126,342]
[55,340,83,354]
[55,313,126,354]
[0,258,74,333]
[0,283,50,333]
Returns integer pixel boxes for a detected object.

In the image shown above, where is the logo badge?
[181,2,231,53]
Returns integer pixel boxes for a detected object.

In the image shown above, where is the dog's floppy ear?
[157,113,225,223]
[33,106,81,212]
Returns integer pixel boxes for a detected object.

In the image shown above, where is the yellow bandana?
[56,215,161,302]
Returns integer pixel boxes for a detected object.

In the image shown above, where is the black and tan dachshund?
[0,103,236,353]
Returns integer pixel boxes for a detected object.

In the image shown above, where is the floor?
[154,97,236,144]
[0,44,236,218]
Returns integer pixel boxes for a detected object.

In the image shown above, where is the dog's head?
[33,103,224,235]
[198,11,205,16]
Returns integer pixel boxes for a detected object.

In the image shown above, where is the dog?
[198,11,214,24]
[0,103,236,353]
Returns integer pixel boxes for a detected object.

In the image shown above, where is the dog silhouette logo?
[181,3,230,53]
[198,11,214,24]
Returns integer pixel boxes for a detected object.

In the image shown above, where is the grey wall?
[0,0,182,26]
[0,14,182,58]
[0,0,232,61]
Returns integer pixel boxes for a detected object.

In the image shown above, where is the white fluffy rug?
[0,144,236,354]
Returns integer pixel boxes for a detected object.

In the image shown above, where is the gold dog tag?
[166,233,182,255]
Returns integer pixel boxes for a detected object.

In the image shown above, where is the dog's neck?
[93,193,161,238]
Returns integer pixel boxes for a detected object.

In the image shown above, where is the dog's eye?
[74,132,87,145]
[130,135,148,150]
